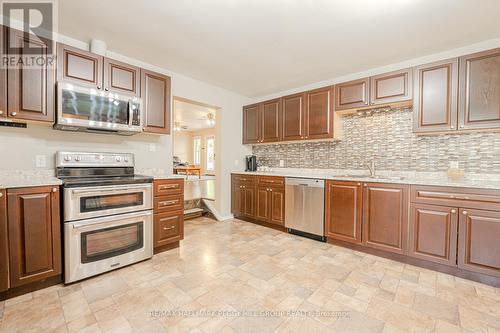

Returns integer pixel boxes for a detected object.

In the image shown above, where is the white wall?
[173,131,193,164]
[0,33,252,218]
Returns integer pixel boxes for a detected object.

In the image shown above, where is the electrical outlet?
[234,159,239,166]
[450,161,459,169]
[149,144,156,152]
[279,160,285,167]
[35,155,46,168]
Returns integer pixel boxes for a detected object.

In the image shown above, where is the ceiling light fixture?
[206,113,216,126]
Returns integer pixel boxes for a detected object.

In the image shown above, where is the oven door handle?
[70,184,151,195]
[70,210,152,229]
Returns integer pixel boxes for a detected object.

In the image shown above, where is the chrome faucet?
[367,161,376,177]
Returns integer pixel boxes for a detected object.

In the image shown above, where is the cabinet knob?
[364,184,368,187]
[305,136,309,139]
[269,189,273,192]
[462,210,468,215]
[11,112,17,116]
[104,87,109,91]
[301,136,304,139]
[357,183,361,186]
[450,126,455,129]
[52,187,58,192]
[451,209,456,214]
[97,86,101,90]
[0,110,3,115]
[0,192,3,198]
[459,125,464,129]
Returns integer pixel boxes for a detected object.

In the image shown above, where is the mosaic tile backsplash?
[252,109,500,173]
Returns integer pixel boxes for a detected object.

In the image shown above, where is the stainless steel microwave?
[54,82,143,135]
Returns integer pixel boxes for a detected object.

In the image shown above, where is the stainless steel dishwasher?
[285,178,325,241]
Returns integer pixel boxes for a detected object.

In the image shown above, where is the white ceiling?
[58,0,500,97]
[173,99,216,131]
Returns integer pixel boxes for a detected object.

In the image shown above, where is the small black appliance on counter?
[245,155,257,172]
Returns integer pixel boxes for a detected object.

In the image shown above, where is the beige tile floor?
[1,217,499,333]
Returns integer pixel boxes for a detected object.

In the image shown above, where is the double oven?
[57,152,153,283]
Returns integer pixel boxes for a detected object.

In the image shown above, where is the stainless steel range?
[56,151,153,283]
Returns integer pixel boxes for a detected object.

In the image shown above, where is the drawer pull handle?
[462,211,468,215]
[160,200,178,206]
[163,226,176,230]
[451,209,457,214]
[159,216,177,222]
[160,184,179,190]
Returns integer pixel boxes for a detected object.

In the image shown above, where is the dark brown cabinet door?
[243,186,256,219]
[0,190,8,292]
[334,78,369,111]
[103,58,140,97]
[458,209,500,277]
[57,43,103,88]
[261,99,281,143]
[7,28,55,122]
[231,185,242,216]
[362,183,409,255]
[269,187,285,225]
[154,211,184,248]
[282,93,306,141]
[370,68,412,105]
[413,59,459,133]
[409,204,458,266]
[141,69,171,134]
[7,186,61,288]
[458,48,500,130]
[243,104,261,144]
[325,181,362,244]
[0,26,6,119]
[256,187,270,222]
[306,87,333,140]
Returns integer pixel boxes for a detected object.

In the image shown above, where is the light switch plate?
[149,144,156,152]
[279,160,285,167]
[234,159,239,166]
[36,155,46,168]
[450,161,459,169]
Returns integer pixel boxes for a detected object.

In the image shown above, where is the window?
[206,136,215,171]
[193,136,201,165]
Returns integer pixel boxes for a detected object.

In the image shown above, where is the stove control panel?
[56,152,135,168]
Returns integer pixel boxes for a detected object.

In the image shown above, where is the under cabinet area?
[232,175,285,227]
[153,179,184,253]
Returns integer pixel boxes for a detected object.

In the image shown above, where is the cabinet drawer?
[154,179,184,197]
[411,185,500,211]
[154,195,183,213]
[154,211,183,247]
[232,174,256,186]
[257,176,284,187]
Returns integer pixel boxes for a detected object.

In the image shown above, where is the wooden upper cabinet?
[458,209,500,278]
[141,69,171,134]
[57,43,103,88]
[282,93,306,141]
[335,78,369,111]
[243,104,261,144]
[370,68,412,105]
[7,186,62,288]
[261,99,281,143]
[0,26,6,119]
[325,181,362,244]
[306,87,333,140]
[103,58,140,96]
[458,48,500,130]
[409,203,458,266]
[413,58,459,133]
[7,28,55,122]
[0,190,8,292]
[362,183,409,255]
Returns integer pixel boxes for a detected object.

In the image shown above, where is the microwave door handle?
[127,101,133,126]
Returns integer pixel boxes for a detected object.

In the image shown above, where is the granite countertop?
[231,169,500,190]
[136,168,185,180]
[0,171,63,189]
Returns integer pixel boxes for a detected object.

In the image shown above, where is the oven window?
[80,192,144,212]
[81,222,143,263]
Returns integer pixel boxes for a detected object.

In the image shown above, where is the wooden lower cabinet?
[362,183,409,255]
[256,185,285,225]
[7,186,61,288]
[409,203,458,266]
[153,180,184,253]
[0,190,8,292]
[458,209,500,277]
[242,186,256,219]
[325,181,362,244]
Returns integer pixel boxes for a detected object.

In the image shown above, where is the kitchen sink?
[338,175,406,181]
